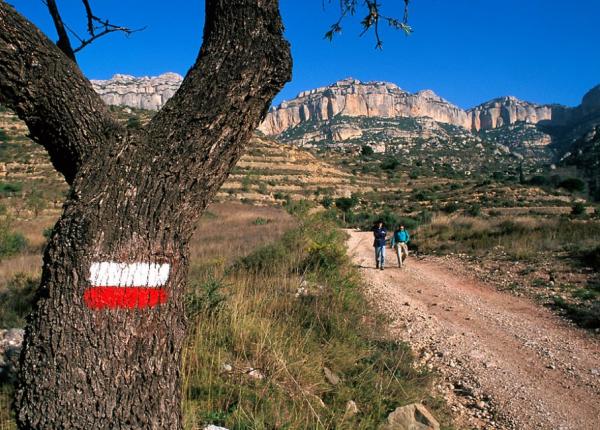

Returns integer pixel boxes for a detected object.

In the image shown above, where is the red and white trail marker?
[84,262,170,310]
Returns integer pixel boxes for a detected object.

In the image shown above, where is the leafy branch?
[324,0,413,49]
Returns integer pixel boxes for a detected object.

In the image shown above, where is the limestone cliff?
[467,96,553,131]
[91,73,183,111]
[89,74,599,141]
[258,78,472,134]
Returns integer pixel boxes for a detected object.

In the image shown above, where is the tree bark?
[0,0,291,428]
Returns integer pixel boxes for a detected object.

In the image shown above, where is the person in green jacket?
[390,225,410,268]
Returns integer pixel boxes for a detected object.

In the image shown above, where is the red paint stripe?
[84,287,168,309]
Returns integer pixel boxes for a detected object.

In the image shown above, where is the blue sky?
[10,0,600,109]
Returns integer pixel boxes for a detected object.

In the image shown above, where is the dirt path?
[347,231,600,430]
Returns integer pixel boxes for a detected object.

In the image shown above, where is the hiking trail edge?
[347,230,600,430]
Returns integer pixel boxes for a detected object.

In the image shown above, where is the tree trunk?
[0,1,291,428]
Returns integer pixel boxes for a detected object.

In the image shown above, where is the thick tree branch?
[147,0,292,210]
[0,1,119,184]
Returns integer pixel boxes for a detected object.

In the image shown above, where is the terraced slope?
[219,135,386,204]
[0,108,384,213]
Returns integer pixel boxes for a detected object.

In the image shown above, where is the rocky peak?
[581,84,600,112]
[467,96,553,131]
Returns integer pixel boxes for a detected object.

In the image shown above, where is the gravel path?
[347,230,600,430]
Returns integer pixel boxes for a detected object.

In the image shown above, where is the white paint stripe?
[89,262,170,287]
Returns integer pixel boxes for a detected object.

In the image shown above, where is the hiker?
[391,225,410,268]
[372,220,387,270]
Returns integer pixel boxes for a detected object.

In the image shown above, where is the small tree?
[335,196,358,223]
[26,189,46,217]
[360,144,374,156]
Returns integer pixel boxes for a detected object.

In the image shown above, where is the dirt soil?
[347,230,600,430]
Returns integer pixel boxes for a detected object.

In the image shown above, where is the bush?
[284,199,312,217]
[321,196,333,209]
[0,182,22,196]
[559,178,585,193]
[236,243,286,275]
[582,246,600,271]
[528,175,549,186]
[252,217,269,225]
[185,276,226,318]
[126,117,142,130]
[334,196,358,214]
[551,296,600,329]
[442,202,459,213]
[571,202,586,216]
[0,219,27,258]
[380,158,400,171]
[467,204,481,217]
[0,273,38,328]
[360,145,374,156]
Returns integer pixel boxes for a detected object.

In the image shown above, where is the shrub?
[582,246,600,271]
[467,204,481,217]
[416,210,432,225]
[380,158,400,171]
[528,175,549,186]
[571,202,586,216]
[241,175,252,192]
[442,202,459,213]
[559,178,585,193]
[0,273,39,328]
[235,242,288,275]
[0,220,27,258]
[257,182,268,195]
[360,145,374,156]
[0,182,22,196]
[126,117,142,129]
[334,196,358,214]
[185,277,226,318]
[321,195,333,209]
[551,296,600,329]
[284,199,312,217]
[252,217,269,225]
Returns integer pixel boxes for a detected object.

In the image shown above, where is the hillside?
[0,106,389,212]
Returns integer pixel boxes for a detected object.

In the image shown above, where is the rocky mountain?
[89,74,600,165]
[258,78,472,134]
[258,78,565,135]
[91,73,183,111]
[468,96,554,131]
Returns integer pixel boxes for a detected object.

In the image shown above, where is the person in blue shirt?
[390,225,410,268]
[372,220,387,270]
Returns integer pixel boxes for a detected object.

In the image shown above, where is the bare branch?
[75,0,146,53]
[41,0,145,59]
[41,0,76,61]
[81,0,94,35]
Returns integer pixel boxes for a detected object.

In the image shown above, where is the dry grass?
[182,213,447,429]
[416,214,600,260]
[191,202,295,265]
